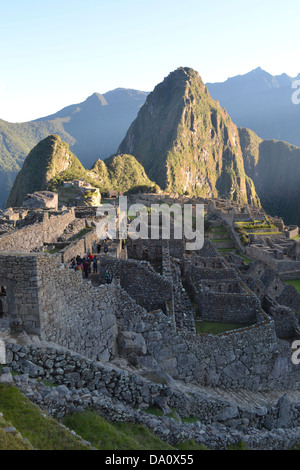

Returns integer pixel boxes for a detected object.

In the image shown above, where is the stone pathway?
[179,379,300,411]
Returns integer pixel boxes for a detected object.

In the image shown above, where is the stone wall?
[114,288,296,390]
[99,256,173,314]
[35,255,118,361]
[262,296,300,339]
[5,343,165,409]
[196,290,260,324]
[59,238,86,264]
[0,252,119,360]
[277,285,300,313]
[126,239,163,261]
[0,253,41,334]
[285,226,299,239]
[1,250,298,391]
[186,255,261,324]
[0,209,76,252]
[187,265,238,281]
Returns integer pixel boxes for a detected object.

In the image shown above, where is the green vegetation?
[7,135,86,207]
[62,411,206,450]
[70,228,91,241]
[226,440,250,450]
[63,411,172,450]
[211,238,232,243]
[233,222,279,245]
[234,221,278,245]
[103,154,160,194]
[195,321,247,335]
[0,89,148,209]
[285,280,300,294]
[0,415,33,450]
[0,384,91,450]
[118,67,259,206]
[6,136,160,208]
[0,384,208,451]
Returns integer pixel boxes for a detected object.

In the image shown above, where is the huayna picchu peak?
[118,67,260,207]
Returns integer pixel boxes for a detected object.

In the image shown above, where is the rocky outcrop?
[23,191,58,210]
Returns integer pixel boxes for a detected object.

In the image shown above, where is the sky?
[1,0,300,122]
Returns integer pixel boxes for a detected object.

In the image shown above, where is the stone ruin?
[1,196,300,449]
[23,191,58,210]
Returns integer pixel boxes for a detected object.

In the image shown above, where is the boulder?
[117,330,147,357]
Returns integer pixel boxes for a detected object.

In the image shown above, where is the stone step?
[180,380,300,412]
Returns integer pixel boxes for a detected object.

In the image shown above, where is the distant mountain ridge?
[239,127,300,226]
[206,67,300,147]
[0,88,148,208]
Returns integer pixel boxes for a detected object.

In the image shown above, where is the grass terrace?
[195,320,254,335]
[285,279,300,294]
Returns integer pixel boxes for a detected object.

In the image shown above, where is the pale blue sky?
[1,0,299,122]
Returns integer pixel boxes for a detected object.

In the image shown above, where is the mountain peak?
[168,66,204,83]
[252,66,263,72]
[118,67,259,206]
[86,93,108,106]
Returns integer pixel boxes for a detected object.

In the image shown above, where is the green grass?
[70,227,91,241]
[226,441,250,450]
[217,248,235,252]
[245,231,280,236]
[239,254,251,264]
[0,384,91,450]
[0,384,207,451]
[44,247,60,254]
[62,411,206,450]
[217,248,252,265]
[63,411,171,450]
[0,415,33,450]
[285,280,300,294]
[144,406,164,418]
[195,321,247,335]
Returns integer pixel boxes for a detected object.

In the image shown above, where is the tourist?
[93,256,98,273]
[83,258,89,279]
[97,242,101,254]
[104,241,108,253]
[105,268,112,284]
[69,258,76,269]
[75,262,83,273]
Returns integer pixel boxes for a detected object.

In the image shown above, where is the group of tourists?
[68,241,113,284]
[69,253,98,279]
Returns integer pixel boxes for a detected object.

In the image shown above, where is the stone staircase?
[181,380,300,412]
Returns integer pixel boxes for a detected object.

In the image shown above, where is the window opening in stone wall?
[0,286,7,318]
